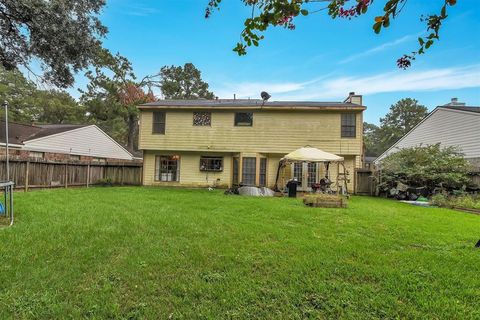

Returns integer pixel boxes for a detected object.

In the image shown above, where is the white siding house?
[0,122,135,161]
[375,102,480,168]
[23,125,134,160]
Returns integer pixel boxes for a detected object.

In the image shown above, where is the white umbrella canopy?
[281,147,344,162]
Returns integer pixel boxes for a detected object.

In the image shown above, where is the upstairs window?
[341,113,356,138]
[200,156,223,171]
[234,112,253,126]
[193,112,211,126]
[152,111,166,134]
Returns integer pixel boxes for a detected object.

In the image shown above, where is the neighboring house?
[363,156,377,170]
[375,98,480,170]
[138,92,365,191]
[0,122,135,162]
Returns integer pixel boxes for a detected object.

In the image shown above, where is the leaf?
[373,22,382,34]
[300,9,309,16]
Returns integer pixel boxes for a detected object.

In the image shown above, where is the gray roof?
[139,99,364,109]
[440,105,480,113]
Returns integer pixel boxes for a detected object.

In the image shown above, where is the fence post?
[354,168,357,195]
[121,164,125,185]
[24,160,29,192]
[86,163,90,187]
[64,164,68,188]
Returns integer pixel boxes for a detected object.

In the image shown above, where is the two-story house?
[138,92,365,191]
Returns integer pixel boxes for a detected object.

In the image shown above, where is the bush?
[96,177,114,187]
[379,144,471,196]
[431,194,480,210]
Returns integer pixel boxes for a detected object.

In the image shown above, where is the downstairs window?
[242,157,256,185]
[155,155,180,182]
[200,156,223,172]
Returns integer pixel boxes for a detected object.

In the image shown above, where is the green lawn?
[0,187,479,319]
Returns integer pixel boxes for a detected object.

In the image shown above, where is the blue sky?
[72,0,479,123]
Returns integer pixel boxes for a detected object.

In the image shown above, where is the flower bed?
[303,194,348,208]
[431,194,480,214]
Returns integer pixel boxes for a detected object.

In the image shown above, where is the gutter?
[137,105,366,111]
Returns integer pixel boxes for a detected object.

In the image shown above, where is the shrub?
[431,194,449,207]
[431,194,480,210]
[96,177,113,187]
[378,144,471,195]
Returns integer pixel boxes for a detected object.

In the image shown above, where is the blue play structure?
[0,181,13,225]
[1,100,14,227]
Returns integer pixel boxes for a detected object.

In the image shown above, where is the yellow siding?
[267,155,282,187]
[142,150,356,191]
[140,108,364,190]
[139,110,363,155]
[143,151,232,188]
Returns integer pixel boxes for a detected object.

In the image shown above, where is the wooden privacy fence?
[355,169,376,196]
[0,159,142,191]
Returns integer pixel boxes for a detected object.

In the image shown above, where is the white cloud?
[339,35,416,64]
[212,64,480,100]
[123,4,160,16]
[214,82,305,99]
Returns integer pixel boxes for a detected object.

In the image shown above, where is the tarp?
[281,147,344,162]
[238,186,275,197]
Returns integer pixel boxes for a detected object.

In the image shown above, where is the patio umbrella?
[274,146,345,192]
[281,146,344,163]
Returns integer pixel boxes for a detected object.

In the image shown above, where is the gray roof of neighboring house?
[440,106,480,113]
[139,99,365,109]
[0,121,86,145]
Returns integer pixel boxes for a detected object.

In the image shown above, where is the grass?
[0,187,479,319]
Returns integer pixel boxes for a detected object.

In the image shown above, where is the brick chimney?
[344,92,363,105]
[444,97,466,107]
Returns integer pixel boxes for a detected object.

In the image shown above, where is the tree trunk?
[126,113,138,152]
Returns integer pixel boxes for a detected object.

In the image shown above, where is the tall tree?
[379,98,428,147]
[160,63,215,99]
[363,122,383,157]
[363,98,428,157]
[31,90,87,124]
[206,0,458,68]
[81,55,155,151]
[0,66,36,122]
[0,67,86,123]
[0,0,111,88]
